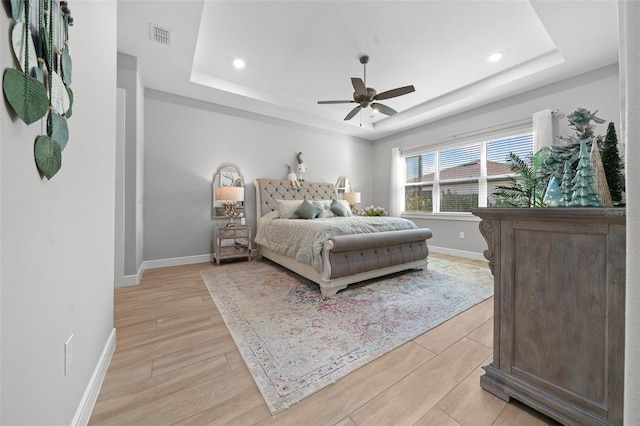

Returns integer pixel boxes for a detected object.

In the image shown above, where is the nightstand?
[213,225,252,265]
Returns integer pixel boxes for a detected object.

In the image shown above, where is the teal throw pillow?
[330,199,352,217]
[296,199,323,219]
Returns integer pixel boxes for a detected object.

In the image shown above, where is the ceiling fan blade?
[374,85,415,101]
[371,103,397,116]
[318,100,356,104]
[344,106,361,121]
[351,78,367,98]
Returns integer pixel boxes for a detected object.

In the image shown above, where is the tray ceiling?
[118,1,619,140]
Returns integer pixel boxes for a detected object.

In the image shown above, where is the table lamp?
[216,186,244,226]
[343,191,361,214]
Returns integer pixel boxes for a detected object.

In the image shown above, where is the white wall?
[620,0,640,421]
[143,90,373,263]
[117,53,145,277]
[373,64,620,257]
[0,2,117,424]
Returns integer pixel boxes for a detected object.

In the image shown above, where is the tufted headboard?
[255,178,338,218]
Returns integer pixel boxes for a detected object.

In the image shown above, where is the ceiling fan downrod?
[360,55,369,87]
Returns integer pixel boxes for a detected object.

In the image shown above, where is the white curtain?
[389,147,403,217]
[533,109,555,152]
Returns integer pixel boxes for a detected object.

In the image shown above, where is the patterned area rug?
[200,257,493,414]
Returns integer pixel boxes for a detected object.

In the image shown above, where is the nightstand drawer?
[218,227,249,238]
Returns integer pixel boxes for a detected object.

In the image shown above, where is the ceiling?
[117,0,619,141]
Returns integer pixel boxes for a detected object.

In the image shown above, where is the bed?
[254,178,433,296]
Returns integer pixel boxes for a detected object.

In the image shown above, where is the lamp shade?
[216,186,244,202]
[343,191,361,204]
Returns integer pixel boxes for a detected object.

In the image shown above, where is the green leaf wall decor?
[4,0,75,180]
[10,0,24,21]
[34,135,62,179]
[65,86,73,118]
[49,112,69,150]
[11,22,38,74]
[31,66,44,84]
[61,51,72,85]
[50,71,70,115]
[2,68,49,125]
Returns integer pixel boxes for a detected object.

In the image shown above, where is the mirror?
[336,176,351,198]
[212,163,245,219]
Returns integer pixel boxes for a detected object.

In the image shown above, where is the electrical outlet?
[459,232,465,239]
[64,334,74,375]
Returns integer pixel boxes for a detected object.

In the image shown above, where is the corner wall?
[0,2,117,424]
[117,53,145,278]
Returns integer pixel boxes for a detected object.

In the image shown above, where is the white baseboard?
[429,246,486,261]
[135,249,484,274]
[142,254,212,270]
[71,328,116,426]
[115,262,145,288]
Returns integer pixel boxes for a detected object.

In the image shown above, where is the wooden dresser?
[471,208,625,426]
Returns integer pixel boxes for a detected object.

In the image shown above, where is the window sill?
[401,212,481,222]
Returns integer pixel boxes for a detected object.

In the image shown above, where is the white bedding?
[254,211,418,272]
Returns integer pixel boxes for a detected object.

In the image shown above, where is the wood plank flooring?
[89,253,560,425]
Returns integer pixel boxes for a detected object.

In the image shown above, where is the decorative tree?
[570,141,602,207]
[601,122,625,205]
[542,176,562,207]
[543,108,607,179]
[560,160,573,206]
[590,141,613,207]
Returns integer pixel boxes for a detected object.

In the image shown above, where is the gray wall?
[143,90,373,262]
[373,64,621,257]
[0,2,117,424]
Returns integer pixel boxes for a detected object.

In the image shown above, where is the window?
[403,132,533,213]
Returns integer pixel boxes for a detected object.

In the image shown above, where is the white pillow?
[276,199,303,219]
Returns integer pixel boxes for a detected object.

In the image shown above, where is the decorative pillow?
[313,199,332,210]
[313,200,336,218]
[317,208,336,218]
[330,199,353,217]
[276,199,303,219]
[295,199,323,219]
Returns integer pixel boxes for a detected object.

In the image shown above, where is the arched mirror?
[335,176,351,198]
[212,163,245,219]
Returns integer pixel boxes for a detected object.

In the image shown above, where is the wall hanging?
[3,0,74,179]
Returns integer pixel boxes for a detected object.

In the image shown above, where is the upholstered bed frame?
[254,178,433,296]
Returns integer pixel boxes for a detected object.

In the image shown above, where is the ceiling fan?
[318,55,415,121]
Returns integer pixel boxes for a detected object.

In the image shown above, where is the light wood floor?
[89,253,559,426]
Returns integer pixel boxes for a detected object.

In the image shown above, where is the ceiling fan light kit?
[318,55,415,121]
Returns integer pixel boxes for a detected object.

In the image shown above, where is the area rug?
[200,257,493,414]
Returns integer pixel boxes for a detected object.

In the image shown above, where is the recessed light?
[233,58,246,69]
[487,51,503,62]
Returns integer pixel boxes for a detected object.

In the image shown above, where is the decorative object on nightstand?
[216,186,244,226]
[214,225,252,265]
[343,191,361,214]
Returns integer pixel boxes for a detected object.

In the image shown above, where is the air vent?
[150,24,171,45]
